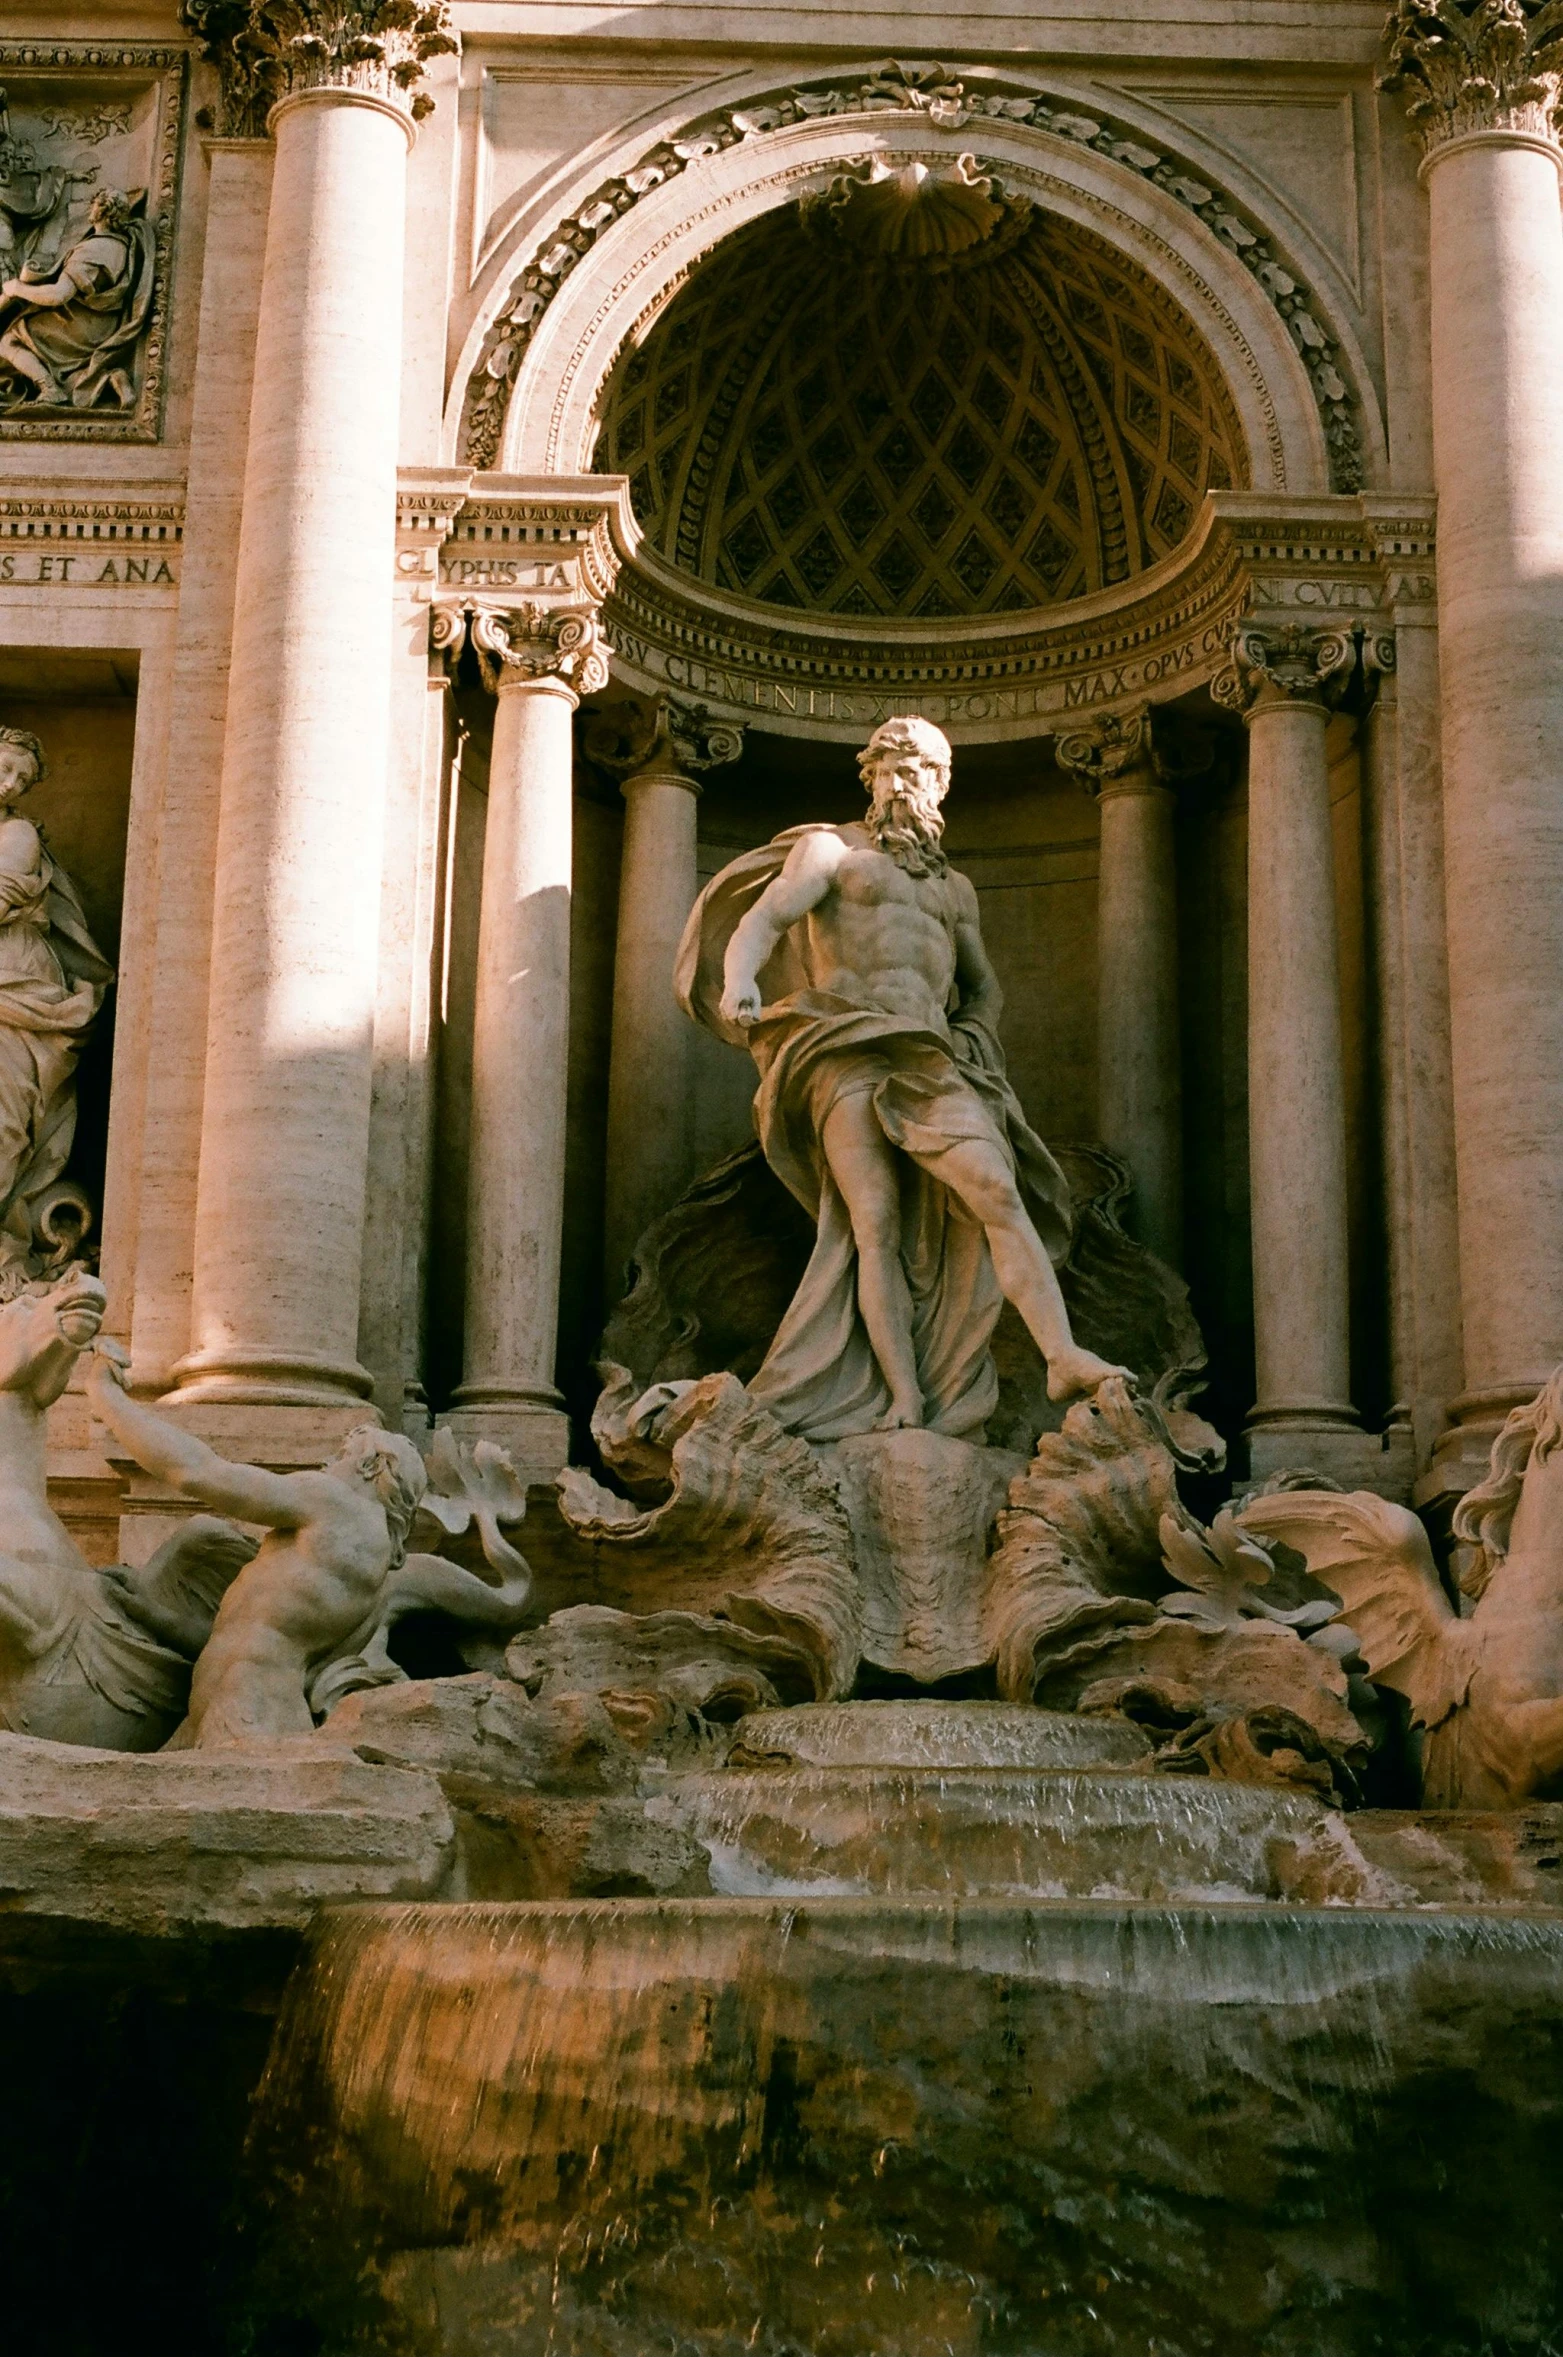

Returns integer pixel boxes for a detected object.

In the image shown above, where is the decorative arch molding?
[455,59,1376,497]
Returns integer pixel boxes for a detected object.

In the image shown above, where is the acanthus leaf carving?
[1380,0,1563,151]
[182,0,457,134]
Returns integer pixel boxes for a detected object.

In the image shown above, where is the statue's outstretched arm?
[86,1349,306,1529]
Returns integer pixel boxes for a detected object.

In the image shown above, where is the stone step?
[651,1761,1339,1901]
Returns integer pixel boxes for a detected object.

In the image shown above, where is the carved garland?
[462,59,1364,493]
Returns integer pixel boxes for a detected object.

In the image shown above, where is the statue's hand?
[720,977,763,1028]
[90,1336,131,1389]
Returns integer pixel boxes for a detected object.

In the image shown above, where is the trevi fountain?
[5,5,1563,2352]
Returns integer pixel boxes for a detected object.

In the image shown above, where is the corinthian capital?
[1211,623,1360,717]
[1055,704,1213,794]
[582,694,744,785]
[182,1,457,136]
[1380,0,1563,152]
[456,604,610,698]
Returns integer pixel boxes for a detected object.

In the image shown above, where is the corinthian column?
[1383,0,1563,1468]
[586,697,743,1295]
[168,3,456,1438]
[1214,624,1363,1472]
[1056,706,1206,1265]
[445,605,608,1480]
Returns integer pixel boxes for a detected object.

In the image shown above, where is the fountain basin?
[248,1894,1563,2356]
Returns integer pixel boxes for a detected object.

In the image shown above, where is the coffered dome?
[596,199,1246,622]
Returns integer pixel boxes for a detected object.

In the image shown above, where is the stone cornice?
[181,0,457,136]
[421,476,632,686]
[585,491,1431,743]
[1380,0,1563,153]
[462,56,1366,494]
[0,487,184,543]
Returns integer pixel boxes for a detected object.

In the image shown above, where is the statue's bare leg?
[820,1091,923,1428]
[919,1134,1131,1400]
[0,333,59,401]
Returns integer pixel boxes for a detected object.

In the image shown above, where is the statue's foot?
[1045,1346,1134,1404]
[873,1396,925,1431]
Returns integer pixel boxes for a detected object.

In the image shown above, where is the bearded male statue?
[675,715,1126,1442]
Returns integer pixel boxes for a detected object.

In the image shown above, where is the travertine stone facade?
[0,0,1554,1529]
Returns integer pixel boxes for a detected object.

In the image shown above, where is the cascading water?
[240,1704,1563,2354]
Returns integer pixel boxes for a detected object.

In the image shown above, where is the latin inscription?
[0,548,176,585]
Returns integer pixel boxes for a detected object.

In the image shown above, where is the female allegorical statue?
[0,727,113,1271]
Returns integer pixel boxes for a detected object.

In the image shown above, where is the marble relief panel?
[0,43,185,442]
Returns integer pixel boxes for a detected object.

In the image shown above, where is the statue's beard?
[866,783,947,875]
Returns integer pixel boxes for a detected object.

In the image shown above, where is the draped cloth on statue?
[674,826,1073,1443]
[0,844,113,1253]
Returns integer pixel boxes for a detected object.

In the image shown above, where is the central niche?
[596,185,1246,621]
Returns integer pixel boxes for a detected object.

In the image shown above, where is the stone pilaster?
[1055,706,1207,1266]
[586,696,743,1296]
[165,1,450,1452]
[1213,624,1366,1478]
[1382,0,1563,1483]
[439,601,610,1481]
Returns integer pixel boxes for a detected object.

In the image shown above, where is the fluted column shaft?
[591,696,742,1296]
[447,607,605,1479]
[1096,772,1182,1264]
[1216,625,1362,1451]
[1246,694,1353,1425]
[172,83,412,1420]
[604,767,701,1293]
[1380,0,1563,1461]
[1057,706,1201,1265]
[1427,134,1563,1424]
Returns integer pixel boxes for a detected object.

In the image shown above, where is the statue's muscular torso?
[792,824,976,1035]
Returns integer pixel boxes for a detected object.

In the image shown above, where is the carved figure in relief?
[1238,1366,1563,1808]
[0,1270,256,1749]
[0,186,155,411]
[0,729,112,1275]
[675,715,1127,1441]
[85,1352,534,1750]
[0,89,93,281]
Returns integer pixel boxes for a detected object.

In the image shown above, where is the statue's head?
[87,189,133,236]
[0,726,43,807]
[858,715,952,873]
[333,1425,429,1566]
